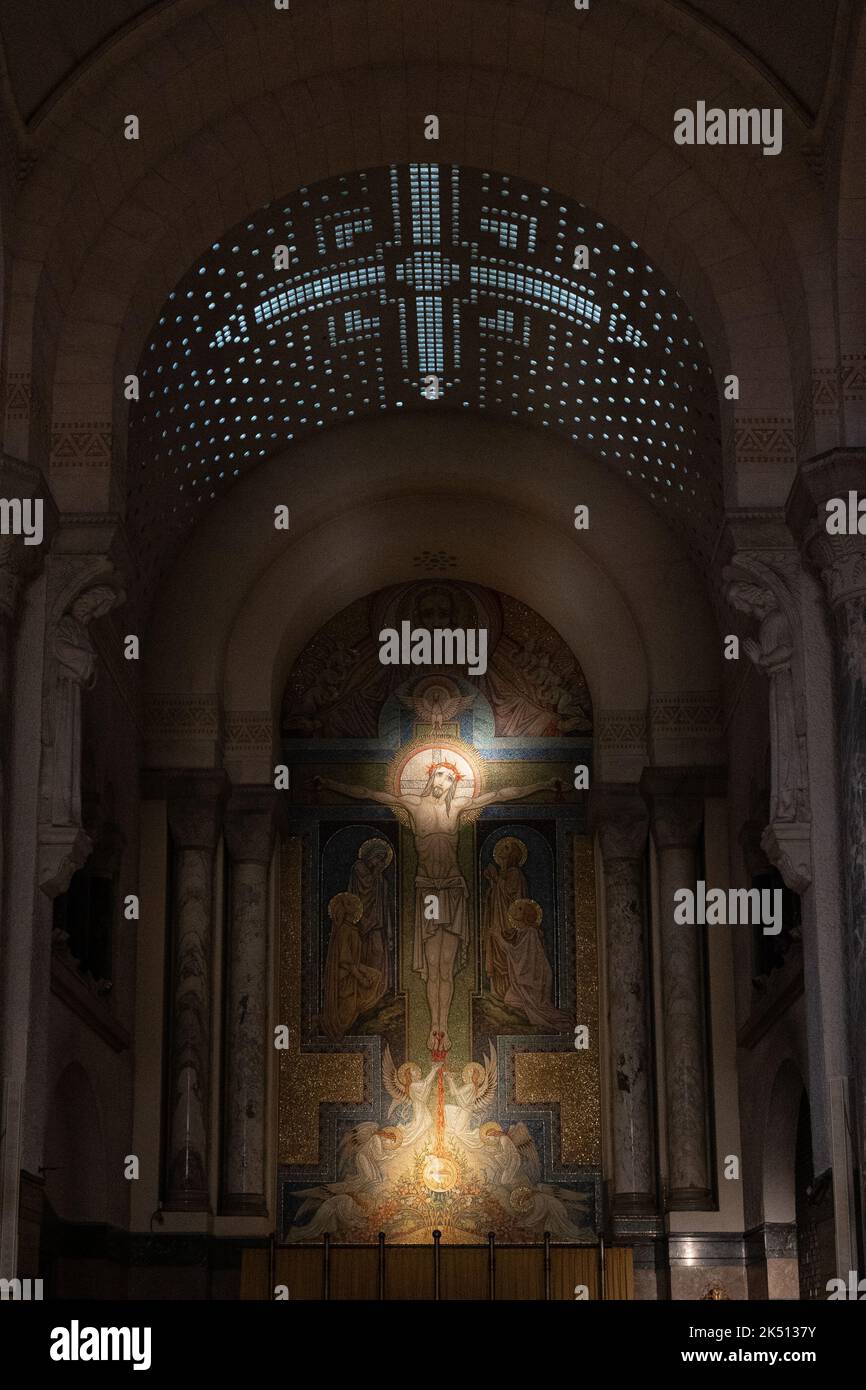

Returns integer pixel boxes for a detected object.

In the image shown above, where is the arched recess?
[6,0,833,515]
[42,1060,108,1224]
[762,1057,807,1226]
[142,413,723,779]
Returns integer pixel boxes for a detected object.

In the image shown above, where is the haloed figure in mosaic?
[497,899,571,1032]
[322,892,383,1040]
[483,835,530,1000]
[348,837,393,1008]
[317,764,559,1053]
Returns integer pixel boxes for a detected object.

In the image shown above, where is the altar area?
[241,1238,634,1301]
[274,582,601,1255]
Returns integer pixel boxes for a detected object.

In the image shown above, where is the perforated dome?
[128,163,722,602]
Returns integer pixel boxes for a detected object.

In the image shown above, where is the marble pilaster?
[165,772,227,1211]
[641,770,712,1209]
[0,539,28,913]
[0,461,55,908]
[222,787,279,1216]
[788,450,866,1255]
[0,461,54,1282]
[589,786,655,1214]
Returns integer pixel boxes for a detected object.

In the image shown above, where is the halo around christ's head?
[389,736,484,806]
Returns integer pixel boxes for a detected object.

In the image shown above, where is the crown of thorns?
[426,759,463,780]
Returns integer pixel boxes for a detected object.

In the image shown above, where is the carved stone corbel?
[38,826,93,900]
[723,544,812,894]
[760,823,812,895]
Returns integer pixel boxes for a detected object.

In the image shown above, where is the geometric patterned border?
[596,708,648,755]
[143,693,222,743]
[649,692,723,740]
[225,709,273,757]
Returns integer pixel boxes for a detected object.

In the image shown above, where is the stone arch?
[141,413,722,779]
[42,1060,108,1223]
[762,1056,807,1225]
[5,0,833,515]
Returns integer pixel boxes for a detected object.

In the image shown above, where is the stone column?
[222,787,279,1215]
[0,459,54,812]
[0,466,55,914]
[589,786,655,1214]
[641,769,711,1209]
[0,541,24,917]
[788,450,866,1243]
[165,773,227,1211]
[721,519,854,1233]
[0,532,43,1280]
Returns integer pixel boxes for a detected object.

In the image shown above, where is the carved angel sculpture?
[726,578,806,823]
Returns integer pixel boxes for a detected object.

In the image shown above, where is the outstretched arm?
[470,777,560,810]
[316,775,404,808]
[418,1063,442,1102]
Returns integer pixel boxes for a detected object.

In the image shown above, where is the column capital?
[786,449,866,608]
[718,510,803,613]
[0,536,42,623]
[639,768,717,850]
[45,518,130,631]
[224,785,281,865]
[722,556,810,828]
[166,771,228,850]
[588,784,649,862]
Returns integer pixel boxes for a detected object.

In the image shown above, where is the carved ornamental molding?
[721,514,813,894]
[588,785,649,863]
[787,450,866,611]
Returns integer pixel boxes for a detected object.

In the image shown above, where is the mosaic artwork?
[281,580,592,741]
[278,581,600,1244]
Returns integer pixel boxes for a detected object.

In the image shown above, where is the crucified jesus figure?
[316,765,560,1053]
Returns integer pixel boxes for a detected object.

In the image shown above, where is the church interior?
[0,0,865,1308]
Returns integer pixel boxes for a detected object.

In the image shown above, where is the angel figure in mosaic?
[479,1120,541,1188]
[479,1121,588,1238]
[339,1122,404,1185]
[382,1046,442,1148]
[506,1183,589,1239]
[287,1186,368,1240]
[444,1045,497,1146]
